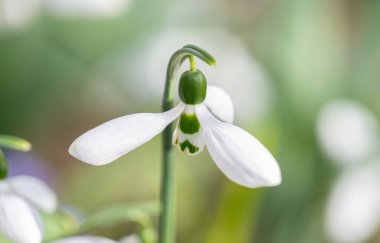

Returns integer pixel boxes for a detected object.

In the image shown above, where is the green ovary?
[178,69,207,104]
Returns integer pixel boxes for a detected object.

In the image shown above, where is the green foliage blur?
[1,0,380,242]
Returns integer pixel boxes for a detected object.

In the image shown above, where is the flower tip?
[246,168,282,188]
[68,141,111,166]
[68,143,78,158]
[68,142,90,164]
[267,174,282,187]
[261,167,282,187]
[248,177,282,188]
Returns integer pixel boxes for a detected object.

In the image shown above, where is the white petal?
[52,236,117,243]
[196,104,281,188]
[69,103,185,165]
[204,85,234,124]
[9,176,57,213]
[0,192,42,243]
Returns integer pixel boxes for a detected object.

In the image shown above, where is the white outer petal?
[0,192,42,243]
[69,103,185,165]
[52,236,117,243]
[204,85,234,124]
[196,104,281,188]
[9,176,57,213]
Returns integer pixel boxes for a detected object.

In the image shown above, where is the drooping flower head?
[69,59,281,188]
[69,45,281,188]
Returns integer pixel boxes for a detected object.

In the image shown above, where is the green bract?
[178,69,207,105]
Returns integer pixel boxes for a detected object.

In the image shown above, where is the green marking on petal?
[179,113,200,134]
[180,140,199,154]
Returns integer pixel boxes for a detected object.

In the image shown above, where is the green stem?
[159,45,217,243]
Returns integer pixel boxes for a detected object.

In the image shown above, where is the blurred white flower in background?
[319,98,380,243]
[0,176,57,242]
[0,0,40,31]
[44,0,134,18]
[116,28,273,122]
[325,160,380,243]
[316,99,379,166]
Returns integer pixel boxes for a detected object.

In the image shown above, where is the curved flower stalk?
[0,176,57,243]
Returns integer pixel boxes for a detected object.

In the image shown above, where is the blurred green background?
[1,0,380,242]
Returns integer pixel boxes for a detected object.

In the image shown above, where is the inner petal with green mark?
[172,105,205,155]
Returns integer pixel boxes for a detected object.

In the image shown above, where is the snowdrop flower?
[325,159,380,243]
[69,67,281,188]
[0,176,57,243]
[317,98,379,166]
